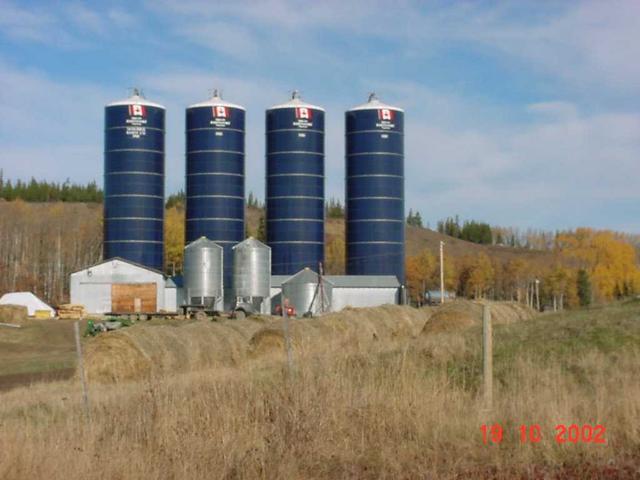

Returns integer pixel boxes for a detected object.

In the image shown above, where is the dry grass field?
[0,319,77,390]
[0,301,639,479]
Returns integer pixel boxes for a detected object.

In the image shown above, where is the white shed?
[270,273,400,313]
[70,258,178,314]
[326,276,400,311]
[0,292,55,317]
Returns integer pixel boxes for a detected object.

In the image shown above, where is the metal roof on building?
[188,90,245,110]
[269,91,324,112]
[348,92,404,113]
[106,90,164,109]
[71,257,166,277]
[271,273,399,289]
[281,268,335,287]
[326,275,400,288]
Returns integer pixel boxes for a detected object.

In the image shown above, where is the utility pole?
[439,241,445,304]
[74,320,91,421]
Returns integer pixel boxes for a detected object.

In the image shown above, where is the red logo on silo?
[128,104,146,117]
[213,106,229,118]
[295,107,312,120]
[378,108,394,121]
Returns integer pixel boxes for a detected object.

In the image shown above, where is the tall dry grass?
[0,303,638,478]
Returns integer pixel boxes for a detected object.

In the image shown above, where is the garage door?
[111,283,157,313]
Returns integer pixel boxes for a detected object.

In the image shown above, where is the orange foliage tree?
[405,249,437,303]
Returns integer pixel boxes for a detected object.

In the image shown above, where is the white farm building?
[70,258,177,314]
[270,269,401,314]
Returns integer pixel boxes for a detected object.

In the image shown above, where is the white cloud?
[526,101,578,119]
[405,105,640,230]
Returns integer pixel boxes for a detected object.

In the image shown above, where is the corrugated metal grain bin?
[232,237,271,314]
[281,268,332,316]
[183,237,223,308]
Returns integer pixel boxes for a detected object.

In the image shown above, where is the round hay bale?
[84,332,153,383]
[249,328,286,359]
[421,300,482,334]
[0,304,28,324]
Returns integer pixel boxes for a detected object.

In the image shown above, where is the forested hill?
[1,200,639,312]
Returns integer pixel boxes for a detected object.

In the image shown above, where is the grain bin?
[186,90,245,307]
[345,93,405,283]
[232,237,271,314]
[104,89,165,270]
[183,237,223,309]
[266,91,325,275]
[281,268,333,316]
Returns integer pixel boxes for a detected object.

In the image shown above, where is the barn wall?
[70,260,166,314]
[331,287,399,311]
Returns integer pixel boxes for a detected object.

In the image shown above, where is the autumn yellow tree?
[458,253,494,299]
[542,264,577,310]
[325,235,345,275]
[164,206,185,274]
[405,249,437,303]
[555,228,640,302]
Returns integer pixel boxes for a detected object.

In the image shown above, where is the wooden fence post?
[482,304,493,409]
[74,320,91,421]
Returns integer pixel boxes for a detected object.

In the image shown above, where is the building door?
[111,283,157,313]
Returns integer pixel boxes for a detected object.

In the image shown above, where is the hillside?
[1,201,637,309]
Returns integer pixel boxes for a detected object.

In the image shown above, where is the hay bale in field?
[83,305,432,383]
[422,306,476,334]
[249,328,286,359]
[422,300,536,334]
[84,333,153,383]
[0,304,28,324]
[248,305,431,360]
[84,318,267,383]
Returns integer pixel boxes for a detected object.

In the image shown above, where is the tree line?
[405,228,640,310]
[1,200,637,311]
[437,215,493,245]
[0,173,103,203]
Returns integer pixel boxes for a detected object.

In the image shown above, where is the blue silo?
[266,92,325,275]
[185,90,245,303]
[345,94,405,283]
[104,89,165,271]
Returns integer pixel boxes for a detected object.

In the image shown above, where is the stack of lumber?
[57,304,86,319]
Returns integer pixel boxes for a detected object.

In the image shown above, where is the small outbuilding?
[70,257,177,314]
[326,275,401,311]
[270,270,401,314]
[0,292,55,318]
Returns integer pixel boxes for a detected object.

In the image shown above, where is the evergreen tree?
[577,269,592,306]
[406,209,414,225]
[326,198,345,218]
[407,210,424,228]
[414,211,423,228]
[0,176,103,202]
[165,190,185,209]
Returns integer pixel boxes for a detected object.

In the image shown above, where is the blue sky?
[1,0,639,232]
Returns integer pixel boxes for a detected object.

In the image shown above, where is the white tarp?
[0,292,55,317]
